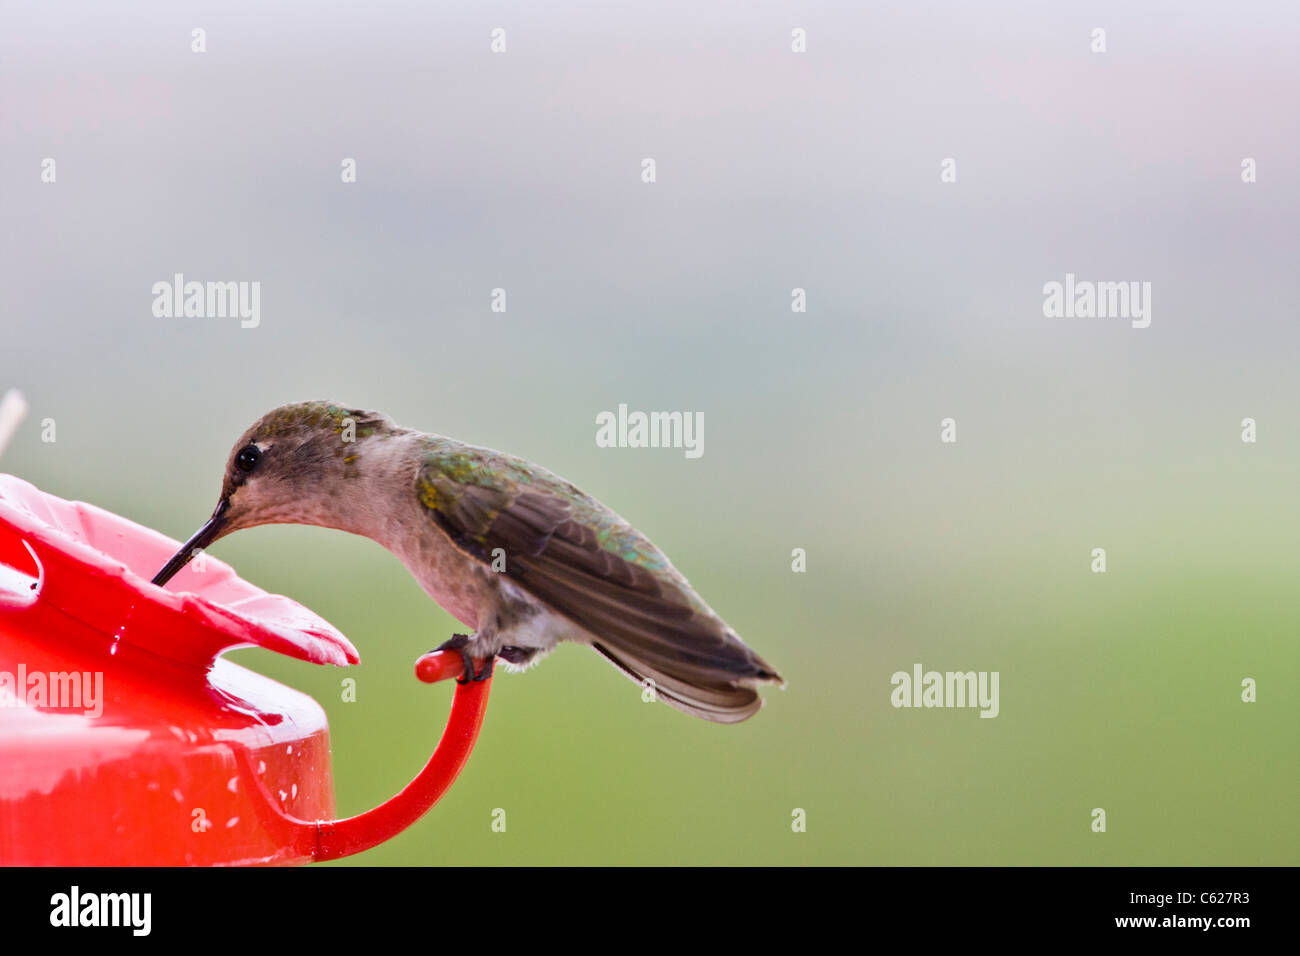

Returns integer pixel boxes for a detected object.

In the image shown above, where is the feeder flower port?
[0,473,490,865]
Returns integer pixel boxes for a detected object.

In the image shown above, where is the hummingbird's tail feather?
[591,640,769,724]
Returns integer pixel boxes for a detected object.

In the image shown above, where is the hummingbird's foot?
[498,645,541,668]
[467,655,495,683]
[433,634,495,684]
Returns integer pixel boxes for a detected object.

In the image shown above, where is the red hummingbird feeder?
[0,473,491,865]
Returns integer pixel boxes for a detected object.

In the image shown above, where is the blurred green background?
[2,0,1297,863]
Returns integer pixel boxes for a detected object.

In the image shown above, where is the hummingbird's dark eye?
[236,445,262,473]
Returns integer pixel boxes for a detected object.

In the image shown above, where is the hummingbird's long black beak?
[151,498,230,588]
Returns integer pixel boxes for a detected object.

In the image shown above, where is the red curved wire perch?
[284,651,492,862]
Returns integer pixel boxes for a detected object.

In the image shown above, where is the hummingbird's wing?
[416,442,781,722]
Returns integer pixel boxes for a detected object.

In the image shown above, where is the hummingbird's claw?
[433,633,494,684]
[453,648,475,685]
[455,652,494,684]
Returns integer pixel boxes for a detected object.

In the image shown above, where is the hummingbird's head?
[151,401,402,587]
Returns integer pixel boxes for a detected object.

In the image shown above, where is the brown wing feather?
[421,472,782,718]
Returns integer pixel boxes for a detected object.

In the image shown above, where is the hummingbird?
[152,401,783,723]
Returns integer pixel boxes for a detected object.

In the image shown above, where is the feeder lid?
[0,473,358,668]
